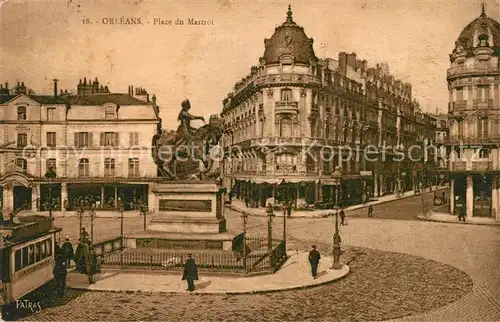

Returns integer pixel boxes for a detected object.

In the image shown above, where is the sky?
[1,0,499,130]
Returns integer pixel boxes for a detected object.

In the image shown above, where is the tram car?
[1,215,61,315]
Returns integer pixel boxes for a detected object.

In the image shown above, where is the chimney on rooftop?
[53,79,58,97]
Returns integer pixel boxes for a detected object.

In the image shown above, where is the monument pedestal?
[129,180,233,251]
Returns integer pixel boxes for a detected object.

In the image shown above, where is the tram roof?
[1,216,61,249]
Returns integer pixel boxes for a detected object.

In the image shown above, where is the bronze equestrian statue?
[152,99,223,180]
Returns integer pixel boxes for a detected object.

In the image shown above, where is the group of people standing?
[52,228,101,297]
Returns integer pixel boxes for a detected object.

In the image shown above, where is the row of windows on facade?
[15,106,117,121]
[14,132,140,148]
[228,88,375,124]
[225,119,388,146]
[13,158,141,176]
[452,148,491,159]
[454,86,493,101]
[453,118,496,138]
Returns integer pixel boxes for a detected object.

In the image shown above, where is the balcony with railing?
[450,100,467,111]
[472,99,493,110]
[275,101,299,114]
[471,160,492,172]
[447,65,499,78]
[449,160,495,172]
[450,160,467,171]
[251,137,323,147]
[445,136,500,145]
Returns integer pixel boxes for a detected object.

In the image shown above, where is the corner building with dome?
[220,6,436,209]
[447,6,500,220]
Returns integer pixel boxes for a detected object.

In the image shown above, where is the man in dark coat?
[286,200,292,218]
[81,228,89,242]
[339,208,346,226]
[74,239,87,273]
[182,253,199,292]
[62,236,75,268]
[53,247,67,297]
[368,205,374,218]
[308,245,321,279]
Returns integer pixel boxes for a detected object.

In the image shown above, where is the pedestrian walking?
[74,239,87,273]
[86,246,99,284]
[244,196,250,208]
[53,247,67,297]
[339,208,345,226]
[368,204,374,218]
[458,208,467,222]
[286,200,292,218]
[81,228,89,242]
[62,236,75,268]
[308,245,321,279]
[228,190,233,204]
[182,254,199,292]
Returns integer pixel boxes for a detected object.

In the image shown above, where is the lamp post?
[119,199,124,268]
[331,166,342,269]
[418,137,426,216]
[140,201,147,231]
[78,200,84,240]
[266,203,274,265]
[241,211,248,272]
[44,167,57,227]
[90,206,95,245]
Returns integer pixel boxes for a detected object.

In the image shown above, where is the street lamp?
[140,201,147,231]
[266,203,274,264]
[331,166,342,270]
[418,137,426,216]
[241,211,248,271]
[44,166,57,227]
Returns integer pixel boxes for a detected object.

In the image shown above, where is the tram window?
[28,245,35,265]
[35,243,41,262]
[15,250,22,271]
[46,239,52,257]
[22,247,28,268]
[41,242,46,259]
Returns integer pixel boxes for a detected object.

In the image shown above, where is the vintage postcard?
[0,0,499,321]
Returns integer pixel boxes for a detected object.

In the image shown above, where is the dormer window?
[17,106,27,120]
[105,105,116,119]
[478,34,489,47]
[281,88,292,102]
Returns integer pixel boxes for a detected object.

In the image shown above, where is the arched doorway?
[1,170,33,212]
[13,186,32,210]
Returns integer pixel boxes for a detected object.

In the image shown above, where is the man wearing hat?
[182,253,199,292]
[308,245,321,279]
[62,236,75,268]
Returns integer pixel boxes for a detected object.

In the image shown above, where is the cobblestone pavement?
[17,246,472,322]
[16,195,500,321]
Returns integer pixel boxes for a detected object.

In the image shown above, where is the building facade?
[434,112,449,175]
[446,6,500,219]
[220,6,436,209]
[0,79,161,214]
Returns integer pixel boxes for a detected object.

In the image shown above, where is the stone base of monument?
[129,180,234,251]
[125,231,235,251]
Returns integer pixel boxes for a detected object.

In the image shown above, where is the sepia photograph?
[0,0,499,320]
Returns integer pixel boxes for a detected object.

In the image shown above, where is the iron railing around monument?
[98,235,287,275]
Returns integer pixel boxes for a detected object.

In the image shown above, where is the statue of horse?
[152,119,223,180]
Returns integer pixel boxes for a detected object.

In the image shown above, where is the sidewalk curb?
[67,264,349,295]
[417,214,500,226]
[230,187,448,219]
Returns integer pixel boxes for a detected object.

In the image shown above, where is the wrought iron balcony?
[450,161,466,171]
[275,101,299,114]
[447,65,499,78]
[450,100,467,111]
[471,160,492,172]
[472,99,493,110]
[445,136,500,145]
